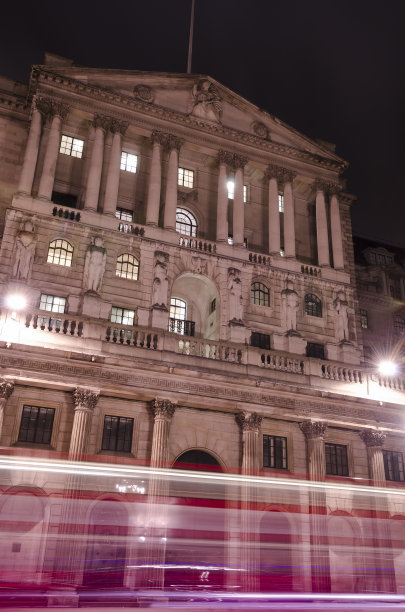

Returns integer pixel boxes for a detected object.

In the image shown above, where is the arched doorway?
[260,511,293,592]
[170,273,220,340]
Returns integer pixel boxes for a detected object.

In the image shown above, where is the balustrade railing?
[24,312,84,336]
[301,264,321,277]
[321,364,363,383]
[178,338,243,363]
[105,325,159,349]
[168,318,195,337]
[259,350,304,374]
[118,223,145,236]
[178,235,216,253]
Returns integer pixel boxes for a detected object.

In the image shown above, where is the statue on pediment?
[83,236,107,294]
[12,220,37,281]
[189,79,222,123]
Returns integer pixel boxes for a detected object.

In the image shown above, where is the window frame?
[251,282,270,307]
[251,332,271,350]
[101,414,134,453]
[110,306,135,326]
[304,293,322,317]
[17,404,55,446]
[263,434,288,470]
[116,253,139,281]
[115,207,134,222]
[59,134,84,159]
[306,342,325,360]
[360,309,368,329]
[383,449,405,482]
[325,443,349,477]
[120,151,138,173]
[175,207,198,237]
[178,167,194,189]
[47,239,74,267]
[39,294,67,314]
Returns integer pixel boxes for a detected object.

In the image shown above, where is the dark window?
[210,298,216,313]
[360,309,368,329]
[263,435,288,469]
[51,191,78,208]
[363,345,372,363]
[389,277,401,300]
[251,282,270,307]
[383,450,405,482]
[325,443,349,476]
[18,405,55,445]
[394,315,405,333]
[251,332,271,350]
[305,293,322,317]
[306,342,325,359]
[101,415,134,453]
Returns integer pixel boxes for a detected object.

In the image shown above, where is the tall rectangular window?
[111,306,135,326]
[360,309,368,329]
[278,194,284,213]
[120,151,138,173]
[39,294,66,314]
[178,167,194,188]
[102,415,134,452]
[227,180,247,201]
[263,435,288,469]
[325,443,349,476]
[18,405,55,445]
[383,450,405,482]
[59,135,84,158]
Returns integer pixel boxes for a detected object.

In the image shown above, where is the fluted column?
[69,387,99,460]
[233,154,247,247]
[0,380,14,441]
[84,114,109,211]
[236,410,262,476]
[37,100,69,200]
[149,398,176,467]
[103,119,129,216]
[329,185,344,270]
[283,169,296,258]
[300,420,330,592]
[315,181,330,267]
[359,429,386,484]
[146,131,165,226]
[217,151,232,242]
[18,99,46,195]
[163,135,183,230]
[266,165,281,255]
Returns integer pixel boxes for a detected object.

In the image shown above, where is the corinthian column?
[69,387,99,460]
[233,154,248,247]
[163,135,183,231]
[149,398,176,467]
[103,119,129,216]
[236,410,262,475]
[18,99,46,195]
[359,429,386,484]
[84,114,109,211]
[329,184,344,270]
[300,420,327,480]
[283,169,296,258]
[146,131,165,226]
[216,151,232,242]
[0,380,14,441]
[266,164,282,255]
[315,181,330,267]
[37,100,69,200]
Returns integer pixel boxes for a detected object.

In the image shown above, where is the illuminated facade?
[0,53,405,596]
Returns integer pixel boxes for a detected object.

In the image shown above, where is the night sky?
[2,0,404,245]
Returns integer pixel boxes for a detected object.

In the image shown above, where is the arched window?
[176,207,197,237]
[394,315,405,333]
[116,253,139,280]
[47,239,73,267]
[170,297,186,321]
[305,293,322,317]
[251,282,270,307]
[169,297,194,335]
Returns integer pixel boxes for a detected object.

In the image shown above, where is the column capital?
[150,130,167,145]
[314,179,330,193]
[150,398,177,420]
[265,163,284,181]
[281,168,296,184]
[232,153,248,170]
[235,410,262,433]
[34,96,54,120]
[328,182,342,196]
[52,100,70,120]
[217,150,234,166]
[0,380,14,400]
[359,428,386,447]
[73,387,99,411]
[166,134,184,151]
[92,113,111,131]
[109,118,129,135]
[300,420,327,439]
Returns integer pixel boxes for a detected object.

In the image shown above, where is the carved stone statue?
[228,268,243,321]
[83,236,107,294]
[189,79,222,123]
[152,251,169,308]
[281,280,300,331]
[334,290,349,341]
[12,220,37,280]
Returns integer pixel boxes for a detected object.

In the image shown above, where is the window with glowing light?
[39,294,66,314]
[115,207,133,222]
[360,309,368,329]
[116,254,139,281]
[59,135,83,158]
[178,167,194,188]
[47,240,73,267]
[110,306,135,326]
[227,180,247,202]
[169,297,186,321]
[102,415,133,452]
[278,194,284,213]
[120,151,138,173]
[18,405,55,445]
[175,207,197,237]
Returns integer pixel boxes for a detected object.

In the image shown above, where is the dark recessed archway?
[173,449,222,471]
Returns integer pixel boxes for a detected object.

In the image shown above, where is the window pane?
[116,254,139,281]
[59,135,83,159]
[170,298,186,320]
[176,207,197,237]
[120,151,138,173]
[47,240,73,267]
[115,207,133,222]
[111,306,135,325]
[325,444,348,476]
[278,194,284,213]
[18,405,55,445]
[251,332,270,350]
[39,294,66,314]
[178,167,194,188]
[305,294,322,317]
[263,435,287,469]
[251,282,270,307]
[102,415,133,452]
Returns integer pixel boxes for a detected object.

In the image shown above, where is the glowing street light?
[5,294,27,312]
[378,360,398,377]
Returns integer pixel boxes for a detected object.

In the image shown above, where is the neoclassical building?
[0,53,405,595]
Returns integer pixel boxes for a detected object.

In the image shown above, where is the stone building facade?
[0,54,405,594]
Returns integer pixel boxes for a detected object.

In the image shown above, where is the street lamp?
[378,360,398,377]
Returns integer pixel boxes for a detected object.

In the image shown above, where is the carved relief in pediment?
[188,79,222,123]
[133,84,154,103]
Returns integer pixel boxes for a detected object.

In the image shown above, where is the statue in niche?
[228,268,243,321]
[83,236,107,294]
[334,290,349,341]
[281,279,300,332]
[189,79,222,123]
[152,251,169,308]
[12,220,37,280]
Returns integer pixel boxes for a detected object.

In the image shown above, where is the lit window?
[360,309,368,329]
[251,282,270,307]
[176,207,197,237]
[59,135,83,159]
[47,240,73,267]
[102,415,133,453]
[251,332,270,350]
[243,185,247,203]
[383,450,405,482]
[306,342,325,359]
[169,298,194,335]
[178,167,194,188]
[115,207,133,222]
[227,180,247,201]
[39,294,66,314]
[120,151,138,173]
[278,194,284,213]
[18,405,55,445]
[305,293,322,317]
[116,254,139,281]
[394,315,405,333]
[170,297,186,321]
[228,235,247,247]
[326,443,349,476]
[263,435,287,469]
[111,306,135,326]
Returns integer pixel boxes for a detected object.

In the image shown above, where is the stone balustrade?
[177,337,243,363]
[105,324,159,349]
[301,264,321,277]
[117,222,145,235]
[321,363,363,383]
[258,350,305,374]
[24,311,84,337]
[178,235,217,253]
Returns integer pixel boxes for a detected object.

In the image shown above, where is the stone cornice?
[31,67,347,174]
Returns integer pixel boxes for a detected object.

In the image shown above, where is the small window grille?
[251,282,270,307]
[305,294,322,317]
[176,208,197,237]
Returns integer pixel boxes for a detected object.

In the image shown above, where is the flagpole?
[187,0,195,74]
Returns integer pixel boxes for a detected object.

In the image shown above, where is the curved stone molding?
[133,84,154,103]
[236,410,262,432]
[0,380,14,400]
[150,398,177,420]
[359,428,386,447]
[73,387,99,411]
[300,420,327,439]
